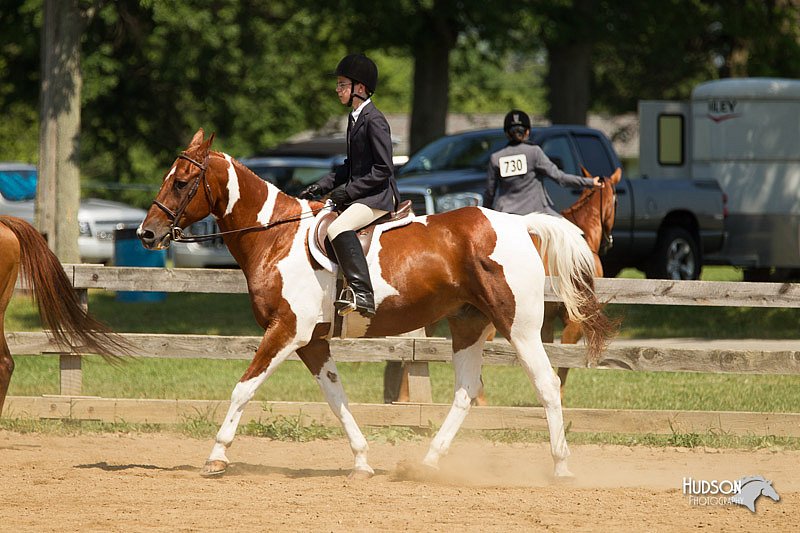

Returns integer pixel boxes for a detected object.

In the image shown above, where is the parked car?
[395,127,726,279]
[171,154,344,267]
[0,162,147,264]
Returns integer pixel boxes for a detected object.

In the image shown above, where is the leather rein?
[151,152,322,243]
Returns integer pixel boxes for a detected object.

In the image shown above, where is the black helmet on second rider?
[335,53,378,105]
[503,109,531,144]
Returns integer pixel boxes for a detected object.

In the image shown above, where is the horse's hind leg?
[297,337,373,478]
[422,312,492,468]
[511,332,572,478]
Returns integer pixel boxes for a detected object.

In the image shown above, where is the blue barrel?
[113,227,167,302]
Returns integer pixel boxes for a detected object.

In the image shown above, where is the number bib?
[498,154,527,178]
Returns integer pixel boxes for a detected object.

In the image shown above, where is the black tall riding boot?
[330,231,376,318]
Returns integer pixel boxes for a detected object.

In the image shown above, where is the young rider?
[299,53,399,318]
[485,109,603,216]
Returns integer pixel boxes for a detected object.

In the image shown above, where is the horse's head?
[598,168,622,255]
[138,128,217,250]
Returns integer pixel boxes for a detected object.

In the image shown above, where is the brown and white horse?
[0,216,127,414]
[138,129,616,479]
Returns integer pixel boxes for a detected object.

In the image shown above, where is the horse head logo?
[730,476,780,513]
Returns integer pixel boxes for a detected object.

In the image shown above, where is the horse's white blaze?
[222,154,240,217]
[164,165,177,182]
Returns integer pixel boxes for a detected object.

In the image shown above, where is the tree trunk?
[37,0,83,263]
[545,42,593,125]
[409,21,455,154]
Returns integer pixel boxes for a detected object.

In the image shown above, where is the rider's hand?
[298,183,322,200]
[328,186,350,209]
[592,176,604,188]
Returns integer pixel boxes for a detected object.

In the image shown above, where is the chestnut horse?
[138,129,616,479]
[0,216,128,414]
[546,167,622,398]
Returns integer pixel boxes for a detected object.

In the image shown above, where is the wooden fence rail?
[6,265,800,437]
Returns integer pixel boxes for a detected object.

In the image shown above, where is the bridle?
[152,151,322,243]
[152,152,214,242]
[565,177,616,256]
[598,179,617,256]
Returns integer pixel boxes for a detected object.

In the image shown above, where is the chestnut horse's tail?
[0,216,129,362]
[523,212,617,364]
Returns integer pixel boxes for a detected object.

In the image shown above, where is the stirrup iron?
[335,286,358,316]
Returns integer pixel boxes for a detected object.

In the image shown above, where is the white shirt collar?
[351,97,371,123]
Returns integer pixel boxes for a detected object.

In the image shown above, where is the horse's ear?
[198,132,215,156]
[610,167,622,185]
[580,165,592,178]
[189,128,205,149]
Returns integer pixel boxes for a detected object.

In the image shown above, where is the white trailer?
[639,78,800,280]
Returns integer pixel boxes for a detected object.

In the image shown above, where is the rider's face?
[335,76,352,105]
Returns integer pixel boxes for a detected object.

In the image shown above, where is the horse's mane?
[561,188,597,217]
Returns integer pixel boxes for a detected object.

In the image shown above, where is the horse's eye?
[174,180,189,191]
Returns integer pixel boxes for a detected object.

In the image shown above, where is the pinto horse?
[391,167,623,405]
[138,129,616,479]
[546,167,622,399]
[0,216,128,414]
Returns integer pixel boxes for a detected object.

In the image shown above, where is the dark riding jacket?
[315,101,399,212]
[485,141,595,216]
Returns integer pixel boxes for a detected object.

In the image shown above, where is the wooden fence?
[5,265,800,437]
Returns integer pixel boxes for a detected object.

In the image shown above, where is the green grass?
[8,355,800,414]
[5,266,800,444]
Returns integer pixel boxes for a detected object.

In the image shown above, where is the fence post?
[59,288,85,396]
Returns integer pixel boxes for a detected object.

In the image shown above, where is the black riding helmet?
[334,53,378,106]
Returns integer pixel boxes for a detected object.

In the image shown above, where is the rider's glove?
[328,186,350,209]
[298,183,323,200]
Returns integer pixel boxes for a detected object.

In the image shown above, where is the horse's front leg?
[200,328,298,477]
[297,337,373,478]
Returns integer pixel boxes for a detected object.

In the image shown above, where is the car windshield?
[399,132,507,176]
[0,168,37,201]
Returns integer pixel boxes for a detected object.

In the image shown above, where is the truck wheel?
[646,227,701,280]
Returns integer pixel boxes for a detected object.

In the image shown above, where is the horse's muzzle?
[137,226,172,250]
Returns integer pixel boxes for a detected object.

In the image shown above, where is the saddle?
[314,200,414,263]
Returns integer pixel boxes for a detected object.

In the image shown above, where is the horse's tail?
[0,216,129,362]
[523,212,617,364]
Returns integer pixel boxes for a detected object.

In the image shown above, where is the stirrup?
[335,286,358,316]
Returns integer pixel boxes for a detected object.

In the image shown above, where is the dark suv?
[395,126,621,216]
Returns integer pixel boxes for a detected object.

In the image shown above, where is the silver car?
[0,162,147,264]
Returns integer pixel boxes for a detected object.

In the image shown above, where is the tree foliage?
[1,0,800,209]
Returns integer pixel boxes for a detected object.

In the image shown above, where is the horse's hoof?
[553,468,575,481]
[200,460,228,478]
[348,468,374,480]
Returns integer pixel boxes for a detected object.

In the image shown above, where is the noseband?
[152,152,214,241]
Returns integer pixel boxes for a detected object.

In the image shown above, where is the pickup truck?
[395,126,727,279]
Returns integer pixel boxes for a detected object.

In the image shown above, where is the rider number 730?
[499,154,527,178]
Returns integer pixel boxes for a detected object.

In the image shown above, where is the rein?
[152,151,323,243]
[172,208,324,243]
